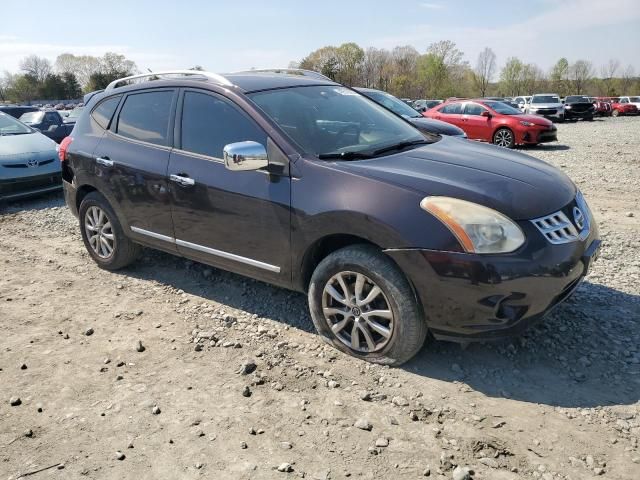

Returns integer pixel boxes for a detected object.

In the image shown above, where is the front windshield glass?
[566,96,589,103]
[630,97,640,102]
[532,95,560,104]
[19,111,44,124]
[364,90,421,119]
[482,101,521,115]
[249,85,428,158]
[0,113,33,135]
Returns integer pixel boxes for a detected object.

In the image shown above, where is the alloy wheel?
[321,271,394,353]
[494,129,513,147]
[84,206,115,259]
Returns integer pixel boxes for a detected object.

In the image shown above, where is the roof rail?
[104,70,233,91]
[232,68,333,82]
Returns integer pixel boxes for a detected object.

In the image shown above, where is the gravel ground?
[1,116,639,480]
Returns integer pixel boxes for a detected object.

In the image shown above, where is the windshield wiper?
[372,139,428,156]
[318,151,373,160]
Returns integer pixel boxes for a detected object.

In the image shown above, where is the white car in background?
[514,96,531,112]
[618,96,640,110]
[526,94,564,122]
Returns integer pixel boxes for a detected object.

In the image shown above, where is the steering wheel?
[334,123,361,149]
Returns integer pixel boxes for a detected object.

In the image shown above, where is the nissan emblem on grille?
[27,159,38,168]
[573,206,585,231]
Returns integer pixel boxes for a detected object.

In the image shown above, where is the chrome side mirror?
[223,141,268,172]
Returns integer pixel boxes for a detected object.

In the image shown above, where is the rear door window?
[91,96,121,130]
[180,91,266,159]
[464,103,487,116]
[116,90,174,146]
[441,103,462,114]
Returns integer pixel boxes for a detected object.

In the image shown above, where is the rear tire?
[493,128,515,148]
[308,245,427,366]
[79,192,140,270]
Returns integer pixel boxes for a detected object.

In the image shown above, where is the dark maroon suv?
[60,70,600,365]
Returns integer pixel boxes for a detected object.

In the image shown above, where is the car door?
[462,102,492,141]
[92,88,178,251]
[168,88,291,285]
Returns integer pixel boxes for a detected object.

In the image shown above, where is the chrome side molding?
[130,226,280,273]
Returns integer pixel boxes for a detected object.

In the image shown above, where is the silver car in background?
[526,93,565,122]
[0,112,61,202]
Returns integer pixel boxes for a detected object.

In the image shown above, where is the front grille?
[1,159,55,169]
[536,108,557,115]
[0,172,62,195]
[531,192,591,245]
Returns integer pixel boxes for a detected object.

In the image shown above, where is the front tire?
[308,245,427,366]
[79,192,140,270]
[493,128,515,148]
[612,109,620,117]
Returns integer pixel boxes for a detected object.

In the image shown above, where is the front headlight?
[519,121,535,126]
[420,197,526,254]
[565,105,572,109]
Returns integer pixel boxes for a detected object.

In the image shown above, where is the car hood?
[334,136,575,220]
[0,131,57,157]
[529,103,562,109]
[409,117,466,136]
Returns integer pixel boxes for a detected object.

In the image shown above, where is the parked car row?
[512,94,638,120]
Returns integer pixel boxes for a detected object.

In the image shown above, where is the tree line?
[0,52,138,103]
[296,41,638,99]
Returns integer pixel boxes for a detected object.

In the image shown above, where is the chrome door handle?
[96,156,114,167]
[170,174,195,186]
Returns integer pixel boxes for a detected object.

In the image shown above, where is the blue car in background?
[0,112,61,202]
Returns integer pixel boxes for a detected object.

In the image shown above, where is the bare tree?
[473,47,496,97]
[19,55,52,82]
[55,53,101,88]
[600,58,620,95]
[620,65,635,94]
[569,60,594,94]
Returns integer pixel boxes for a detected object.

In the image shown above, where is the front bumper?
[520,125,557,144]
[385,213,600,341]
[0,172,62,201]
[565,108,594,119]
[528,109,564,121]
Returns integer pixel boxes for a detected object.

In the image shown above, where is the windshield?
[566,96,589,103]
[19,111,44,124]
[482,101,521,115]
[630,97,640,102]
[0,113,33,135]
[532,95,560,104]
[362,90,421,119]
[249,85,428,158]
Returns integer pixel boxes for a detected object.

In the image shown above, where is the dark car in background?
[61,70,598,366]
[0,111,61,202]
[564,96,595,121]
[19,109,75,143]
[0,105,39,119]
[356,88,466,138]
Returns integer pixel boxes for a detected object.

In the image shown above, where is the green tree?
[500,57,524,96]
[549,58,569,96]
[62,72,82,99]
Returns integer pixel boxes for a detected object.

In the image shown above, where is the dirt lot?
[1,117,639,480]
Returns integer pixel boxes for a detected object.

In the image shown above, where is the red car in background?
[589,97,612,116]
[598,97,639,117]
[425,99,557,148]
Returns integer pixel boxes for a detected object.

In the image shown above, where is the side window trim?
[110,88,178,148]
